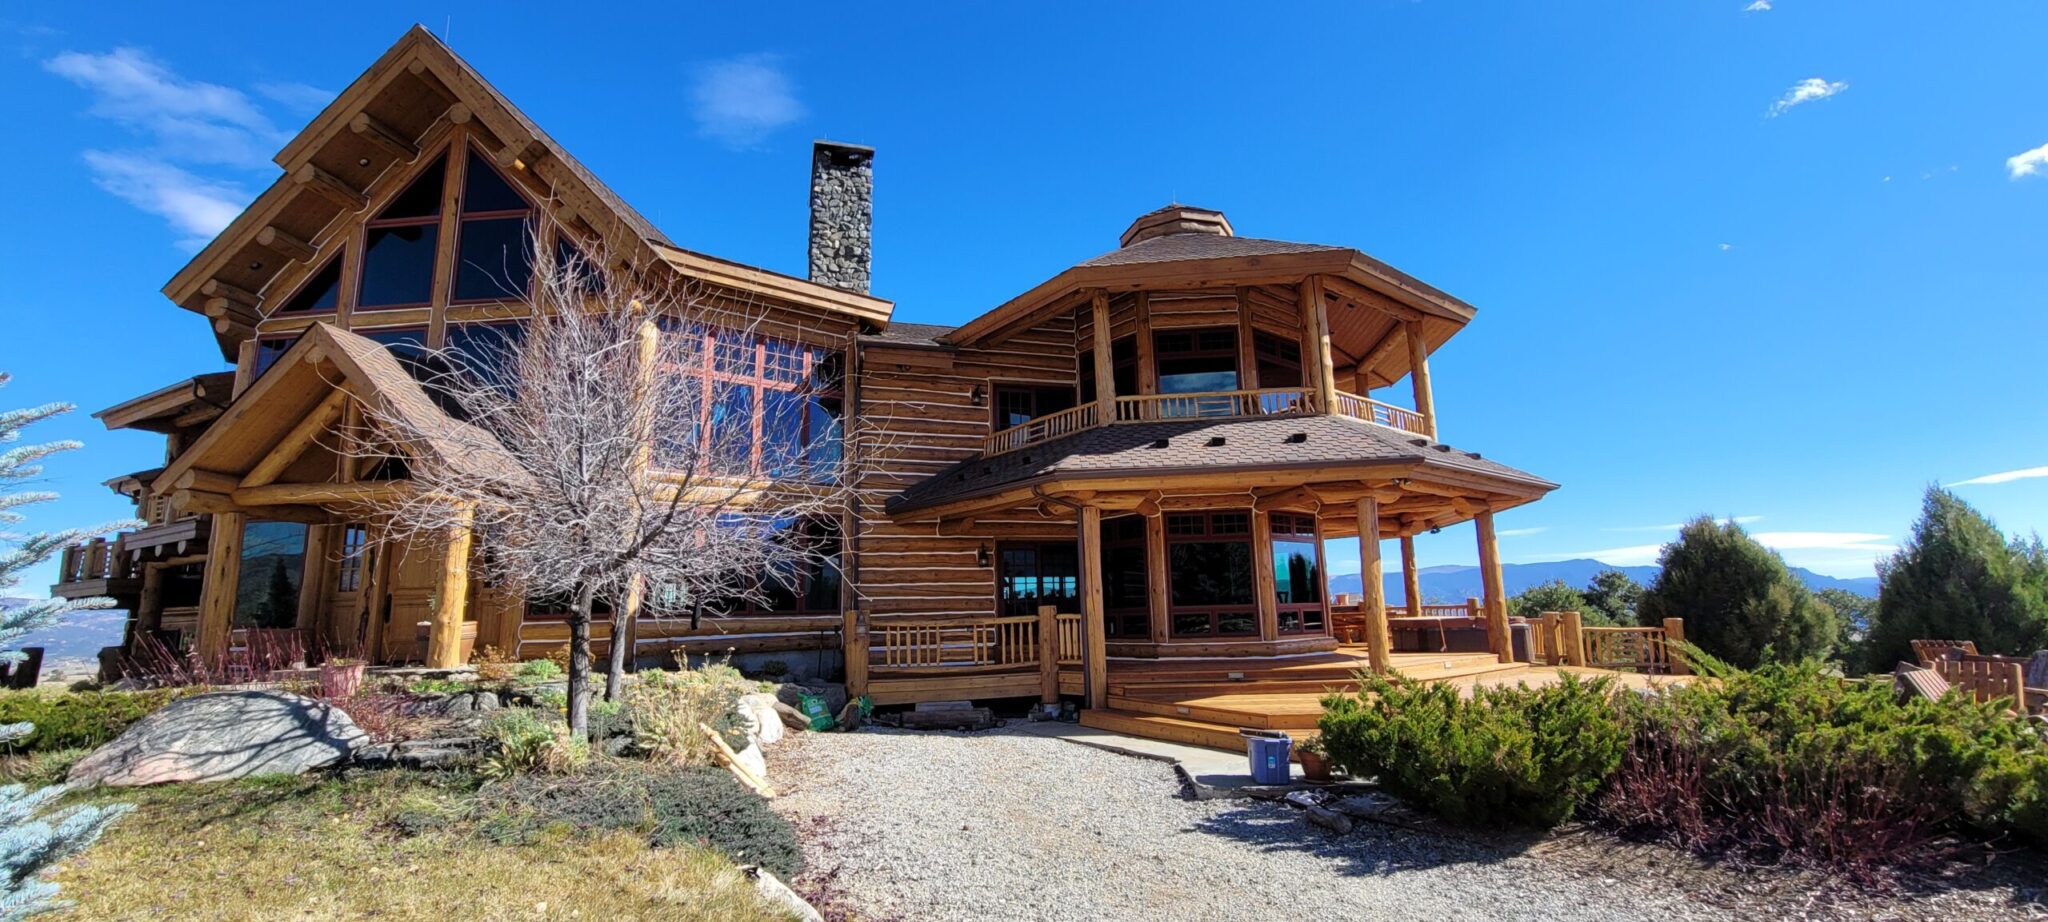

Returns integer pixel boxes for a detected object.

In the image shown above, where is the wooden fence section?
[1331,390,1430,435]
[1524,613,1689,675]
[851,607,1081,705]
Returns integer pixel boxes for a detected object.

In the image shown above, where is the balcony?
[51,537,142,601]
[980,387,1429,458]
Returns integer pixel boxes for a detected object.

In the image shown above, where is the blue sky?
[4,1,2046,596]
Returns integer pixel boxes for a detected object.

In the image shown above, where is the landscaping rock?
[68,690,367,787]
[739,693,784,745]
[1304,805,1355,834]
[772,701,812,732]
[774,682,847,717]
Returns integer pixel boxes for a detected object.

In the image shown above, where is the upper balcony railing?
[56,537,132,585]
[979,386,1430,457]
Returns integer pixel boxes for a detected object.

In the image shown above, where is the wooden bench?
[1931,656,2032,713]
[1910,639,1978,665]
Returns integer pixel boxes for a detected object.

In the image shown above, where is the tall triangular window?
[276,254,342,314]
[453,150,534,302]
[357,157,445,309]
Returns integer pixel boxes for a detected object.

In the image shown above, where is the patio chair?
[1910,639,1978,666]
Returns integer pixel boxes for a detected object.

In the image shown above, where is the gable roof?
[164,25,890,359]
[886,413,1555,515]
[153,323,520,495]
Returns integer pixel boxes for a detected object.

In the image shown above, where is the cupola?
[1118,205,1234,248]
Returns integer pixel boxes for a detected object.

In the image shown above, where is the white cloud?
[1496,527,1548,538]
[1948,465,2048,487]
[256,80,336,114]
[80,151,249,248]
[1750,531,1893,552]
[44,47,282,166]
[1717,243,1734,251]
[691,54,803,149]
[1767,77,1847,117]
[1744,0,1772,11]
[1531,544,1668,567]
[2007,142,2048,180]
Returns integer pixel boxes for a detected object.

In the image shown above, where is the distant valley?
[1328,558,1879,605]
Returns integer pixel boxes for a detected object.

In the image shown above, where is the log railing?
[1113,387,1315,423]
[1055,614,1084,665]
[872,615,1042,673]
[1392,601,1481,619]
[56,537,131,584]
[982,401,1101,456]
[1331,390,1430,436]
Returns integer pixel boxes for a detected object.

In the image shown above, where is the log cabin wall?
[851,311,1081,620]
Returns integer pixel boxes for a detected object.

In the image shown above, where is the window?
[1100,516,1150,638]
[1270,513,1327,635]
[1154,328,1239,402]
[1165,512,1256,637]
[336,524,368,593]
[453,151,533,302]
[1253,330,1302,389]
[993,384,1076,431]
[444,321,525,390]
[276,256,342,315]
[1077,336,1139,401]
[724,517,843,616]
[357,159,445,309]
[253,335,299,379]
[998,541,1079,618]
[675,329,844,481]
[233,520,307,629]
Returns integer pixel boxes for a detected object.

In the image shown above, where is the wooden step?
[1109,678,1361,698]
[1079,707,1322,754]
[1107,692,1326,730]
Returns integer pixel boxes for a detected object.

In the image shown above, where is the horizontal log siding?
[852,314,1079,619]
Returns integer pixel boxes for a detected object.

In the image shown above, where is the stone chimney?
[808,141,874,294]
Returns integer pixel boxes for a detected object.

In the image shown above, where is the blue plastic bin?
[1246,733,1293,784]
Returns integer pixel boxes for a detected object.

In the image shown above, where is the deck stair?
[1082,651,1541,753]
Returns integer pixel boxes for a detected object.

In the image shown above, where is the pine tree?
[1638,516,1838,667]
[0,373,131,919]
[1508,578,1615,626]
[1582,568,1644,626]
[1863,486,2048,671]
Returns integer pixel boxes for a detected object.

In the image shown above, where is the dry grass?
[52,770,796,921]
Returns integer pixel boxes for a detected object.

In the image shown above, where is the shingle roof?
[887,414,1555,514]
[1077,234,1348,268]
[860,321,957,348]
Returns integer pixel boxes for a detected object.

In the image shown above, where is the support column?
[1476,510,1512,664]
[1090,288,1114,414]
[1037,605,1059,704]
[843,607,870,699]
[1144,512,1169,645]
[296,524,333,644]
[1355,498,1393,673]
[1299,276,1337,410]
[1404,319,1438,440]
[1399,535,1422,619]
[196,511,245,665]
[133,562,166,651]
[425,508,475,668]
[1079,505,1108,709]
[1252,509,1279,642]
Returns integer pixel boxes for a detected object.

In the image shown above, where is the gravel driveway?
[772,727,2044,922]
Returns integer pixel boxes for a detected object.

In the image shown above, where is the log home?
[55,27,1674,747]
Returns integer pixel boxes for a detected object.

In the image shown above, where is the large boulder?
[68,690,368,787]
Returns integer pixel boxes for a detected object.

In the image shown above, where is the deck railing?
[1055,613,1084,665]
[56,537,130,584]
[1112,387,1316,423]
[871,615,1043,673]
[1331,390,1430,435]
[982,401,1101,456]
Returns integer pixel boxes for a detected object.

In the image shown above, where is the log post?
[1252,510,1279,642]
[1476,511,1512,664]
[1144,512,1169,645]
[1562,610,1587,667]
[1399,535,1421,619]
[1299,275,1337,411]
[425,508,475,668]
[842,607,869,699]
[1662,617,1689,676]
[1079,505,1108,709]
[1090,288,1114,418]
[1037,605,1060,704]
[195,512,246,666]
[1355,497,1393,674]
[1404,319,1438,440]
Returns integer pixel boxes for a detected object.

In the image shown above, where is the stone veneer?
[808,141,874,295]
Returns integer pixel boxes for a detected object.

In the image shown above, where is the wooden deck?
[1080,646,1690,753]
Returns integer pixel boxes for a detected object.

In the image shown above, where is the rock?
[398,748,468,769]
[772,701,812,732]
[892,707,993,731]
[602,736,633,757]
[735,741,769,782]
[834,700,865,731]
[68,690,368,787]
[1305,806,1355,834]
[739,693,784,745]
[913,700,973,712]
[473,691,500,712]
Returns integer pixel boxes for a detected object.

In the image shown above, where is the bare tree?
[345,225,863,737]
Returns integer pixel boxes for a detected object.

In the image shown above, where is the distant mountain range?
[2,598,127,665]
[1328,558,1879,605]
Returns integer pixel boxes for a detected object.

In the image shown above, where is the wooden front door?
[378,536,445,663]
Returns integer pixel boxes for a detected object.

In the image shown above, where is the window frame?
[1269,512,1328,636]
[996,540,1081,619]
[1164,511,1258,638]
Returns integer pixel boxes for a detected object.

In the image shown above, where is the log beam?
[195,511,245,664]
[1079,505,1107,709]
[424,508,475,668]
[1404,320,1438,439]
[1252,509,1279,642]
[348,112,420,163]
[293,164,367,211]
[256,225,317,264]
[1399,535,1422,619]
[1476,510,1513,664]
[240,390,347,489]
[1089,288,1114,410]
[1299,275,1337,410]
